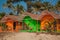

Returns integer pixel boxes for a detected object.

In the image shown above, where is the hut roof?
[1,10,60,22]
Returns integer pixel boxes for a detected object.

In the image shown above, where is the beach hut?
[0,15,24,32]
[39,11,60,32]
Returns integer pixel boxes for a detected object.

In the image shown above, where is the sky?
[0,0,58,14]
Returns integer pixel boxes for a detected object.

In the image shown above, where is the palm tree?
[53,0,60,14]
[3,0,24,15]
[20,0,42,12]
[56,0,60,11]
[32,1,42,10]
[3,0,15,12]
[14,4,24,15]
[42,2,51,11]
[31,1,43,14]
[26,1,32,12]
[21,0,33,12]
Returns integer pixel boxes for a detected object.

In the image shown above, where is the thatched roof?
[26,10,60,20]
[1,10,60,22]
[0,14,26,22]
[39,10,60,20]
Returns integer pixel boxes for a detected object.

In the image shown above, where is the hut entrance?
[13,22,16,30]
[41,14,56,32]
[44,21,51,32]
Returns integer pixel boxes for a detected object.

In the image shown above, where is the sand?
[0,32,60,40]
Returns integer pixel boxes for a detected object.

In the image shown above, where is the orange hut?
[39,11,60,32]
[0,15,24,32]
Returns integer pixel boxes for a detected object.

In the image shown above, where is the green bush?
[23,16,41,32]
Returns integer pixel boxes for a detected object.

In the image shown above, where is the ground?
[0,32,60,40]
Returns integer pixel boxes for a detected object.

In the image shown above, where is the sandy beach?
[0,32,60,40]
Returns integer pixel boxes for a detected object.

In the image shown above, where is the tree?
[3,0,59,14]
[3,0,24,15]
[26,1,32,12]
[6,0,20,3]
[9,12,14,15]
[19,0,42,12]
[0,12,5,20]
[32,1,42,11]
[15,4,24,15]
[42,2,51,11]
[20,0,34,12]
[56,0,60,11]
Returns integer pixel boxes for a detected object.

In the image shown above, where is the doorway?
[13,22,16,30]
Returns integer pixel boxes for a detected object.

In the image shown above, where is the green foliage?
[7,0,20,3]
[0,12,5,16]
[0,23,7,31]
[56,0,60,7]
[23,16,41,32]
[4,0,60,13]
[0,12,5,19]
